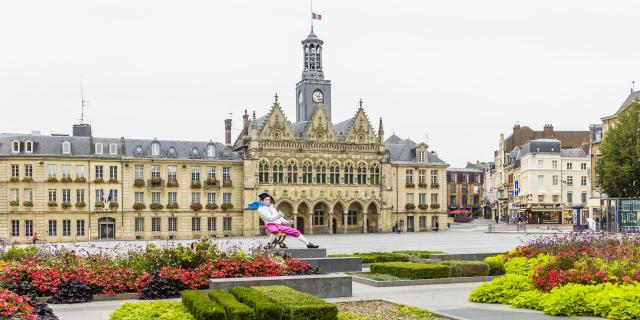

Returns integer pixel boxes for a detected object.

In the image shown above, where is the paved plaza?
[49,221,570,256]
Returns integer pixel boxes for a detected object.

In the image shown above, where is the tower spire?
[80,74,89,125]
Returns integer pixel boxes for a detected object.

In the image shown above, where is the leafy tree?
[597,102,640,197]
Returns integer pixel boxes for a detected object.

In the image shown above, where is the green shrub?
[252,286,338,320]
[396,304,433,318]
[1,245,39,261]
[539,283,600,316]
[483,255,506,276]
[439,261,490,277]
[207,290,255,320]
[182,290,226,320]
[109,301,194,320]
[469,274,532,304]
[391,250,444,259]
[370,262,451,280]
[509,290,545,311]
[587,283,640,320]
[337,312,370,320]
[329,252,409,263]
[504,254,554,277]
[228,287,283,320]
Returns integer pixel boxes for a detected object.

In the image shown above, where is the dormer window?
[206,145,215,158]
[168,146,177,158]
[62,141,71,154]
[191,147,199,158]
[109,143,118,155]
[151,143,160,156]
[134,145,143,157]
[95,143,103,155]
[25,141,33,153]
[11,141,20,153]
[417,150,426,162]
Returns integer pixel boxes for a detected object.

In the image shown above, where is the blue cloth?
[247,201,263,210]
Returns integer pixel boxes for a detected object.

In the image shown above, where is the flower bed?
[0,240,312,304]
[470,233,640,319]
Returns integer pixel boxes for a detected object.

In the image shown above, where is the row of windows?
[406,193,440,204]
[10,140,120,155]
[134,216,232,232]
[406,169,439,184]
[530,175,589,187]
[135,165,232,182]
[528,160,589,171]
[449,195,481,206]
[449,184,481,194]
[141,143,217,158]
[10,219,85,237]
[258,161,381,185]
[447,173,481,183]
[530,192,588,204]
[135,192,231,204]
[11,189,230,205]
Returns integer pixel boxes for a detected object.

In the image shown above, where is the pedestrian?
[435,221,439,232]
[31,233,38,245]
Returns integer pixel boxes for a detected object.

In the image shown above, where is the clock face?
[312,90,323,103]
[298,92,303,105]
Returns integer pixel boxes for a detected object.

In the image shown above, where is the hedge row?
[437,261,490,277]
[369,262,451,280]
[228,287,283,320]
[252,286,339,320]
[182,290,225,320]
[329,252,409,263]
[207,290,255,320]
[391,250,444,259]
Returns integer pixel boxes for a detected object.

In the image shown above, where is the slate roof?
[1,132,241,161]
[383,134,446,165]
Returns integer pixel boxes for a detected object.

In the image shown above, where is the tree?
[597,101,640,198]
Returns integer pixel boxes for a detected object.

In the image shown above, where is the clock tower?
[296,28,332,122]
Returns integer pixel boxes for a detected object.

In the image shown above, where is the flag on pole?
[312,12,322,20]
[107,190,113,202]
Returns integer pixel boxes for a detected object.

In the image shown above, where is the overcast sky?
[1,0,639,167]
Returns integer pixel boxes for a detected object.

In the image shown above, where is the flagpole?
[310,0,313,32]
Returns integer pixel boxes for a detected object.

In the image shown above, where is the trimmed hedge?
[483,254,506,276]
[391,250,444,259]
[228,287,283,320]
[469,274,532,304]
[438,261,490,277]
[329,252,409,263]
[109,301,194,320]
[369,262,451,280]
[182,290,226,320]
[208,290,255,320]
[252,286,338,320]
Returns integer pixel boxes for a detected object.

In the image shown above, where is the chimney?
[512,124,521,148]
[543,124,554,139]
[581,139,590,155]
[72,124,92,137]
[242,110,249,138]
[224,118,232,146]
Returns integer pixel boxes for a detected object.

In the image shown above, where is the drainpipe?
[396,166,399,231]
[120,158,124,239]
[88,159,91,242]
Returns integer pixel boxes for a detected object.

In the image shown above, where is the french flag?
[312,12,322,20]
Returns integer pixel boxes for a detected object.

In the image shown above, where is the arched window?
[62,141,71,154]
[330,162,340,184]
[302,161,313,184]
[370,163,380,185]
[357,163,367,185]
[316,162,326,184]
[347,210,357,225]
[313,204,325,225]
[344,163,354,184]
[11,141,20,153]
[151,143,160,156]
[258,160,269,184]
[287,161,298,183]
[25,141,33,153]
[272,161,284,183]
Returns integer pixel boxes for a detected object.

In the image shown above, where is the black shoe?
[307,243,319,249]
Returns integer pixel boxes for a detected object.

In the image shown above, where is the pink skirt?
[264,223,301,237]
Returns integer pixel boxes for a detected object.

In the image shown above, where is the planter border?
[209,274,352,298]
[350,274,499,287]
[37,292,140,303]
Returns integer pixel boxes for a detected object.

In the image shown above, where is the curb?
[351,275,498,287]
[431,310,469,320]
